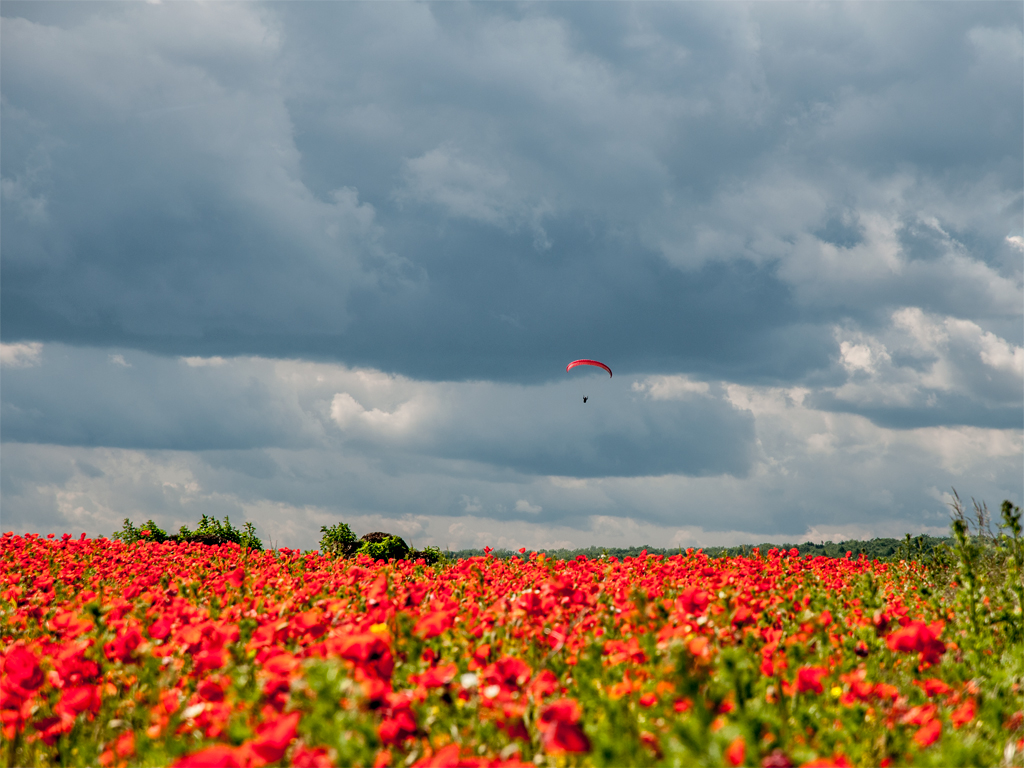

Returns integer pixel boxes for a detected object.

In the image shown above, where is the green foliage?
[355,535,409,562]
[114,514,262,550]
[946,489,1024,643]
[177,514,263,551]
[111,518,168,544]
[449,536,952,562]
[319,523,357,556]
[240,522,262,551]
[412,545,452,566]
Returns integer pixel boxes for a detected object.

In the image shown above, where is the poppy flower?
[56,685,101,717]
[950,698,976,729]
[328,633,394,679]
[538,698,582,730]
[106,627,144,663]
[413,663,458,689]
[796,667,827,695]
[483,657,532,690]
[415,611,455,639]
[171,744,244,768]
[885,621,945,665]
[2,647,45,693]
[725,736,746,766]
[543,721,591,754]
[917,679,952,698]
[247,711,301,765]
[914,718,942,747]
[677,587,710,616]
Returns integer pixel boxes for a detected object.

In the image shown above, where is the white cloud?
[839,341,887,375]
[0,342,43,368]
[828,307,1023,410]
[329,391,431,436]
[632,375,711,400]
[181,356,226,367]
[514,499,542,515]
[397,144,552,248]
[108,354,131,368]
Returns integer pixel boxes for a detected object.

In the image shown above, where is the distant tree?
[356,532,409,561]
[112,518,168,544]
[320,523,358,557]
[176,515,263,550]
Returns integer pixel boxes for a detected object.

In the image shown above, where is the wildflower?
[950,698,976,729]
[796,666,827,695]
[245,711,301,765]
[726,736,746,766]
[914,718,942,747]
[2,647,45,693]
[677,587,710,616]
[885,621,945,665]
[171,744,243,767]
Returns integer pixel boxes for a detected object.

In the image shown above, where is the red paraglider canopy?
[566,359,612,377]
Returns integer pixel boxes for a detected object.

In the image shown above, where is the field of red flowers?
[2,525,1022,767]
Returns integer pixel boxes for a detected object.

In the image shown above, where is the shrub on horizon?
[319,522,358,557]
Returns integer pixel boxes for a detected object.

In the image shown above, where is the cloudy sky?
[2,1,1021,552]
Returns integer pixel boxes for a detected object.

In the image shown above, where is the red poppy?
[796,667,827,695]
[950,698,976,729]
[483,657,532,690]
[725,736,745,766]
[676,587,710,616]
[916,679,952,698]
[106,627,144,663]
[731,606,755,627]
[3,649,43,698]
[171,744,244,768]
[543,721,591,754]
[247,711,301,765]
[415,611,456,639]
[292,611,326,639]
[56,685,102,717]
[885,621,945,665]
[329,633,394,679]
[193,649,226,674]
[413,663,458,688]
[148,616,173,641]
[198,678,226,703]
[263,652,300,677]
[914,718,942,747]
[538,698,582,730]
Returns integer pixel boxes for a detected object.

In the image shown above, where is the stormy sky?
[2,1,1021,551]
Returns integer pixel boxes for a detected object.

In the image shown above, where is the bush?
[320,522,358,556]
[356,532,409,561]
[111,518,168,544]
[410,545,451,566]
[177,514,263,551]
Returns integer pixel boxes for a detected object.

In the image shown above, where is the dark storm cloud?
[2,2,1019,404]
[0,2,1020,545]
[0,345,756,480]
[0,347,317,450]
[810,394,1023,431]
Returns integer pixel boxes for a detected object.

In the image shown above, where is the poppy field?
[2,505,1022,768]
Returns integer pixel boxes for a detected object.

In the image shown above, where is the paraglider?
[566,359,613,377]
[566,359,611,403]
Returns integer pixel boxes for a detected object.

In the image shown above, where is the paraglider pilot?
[583,396,588,403]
